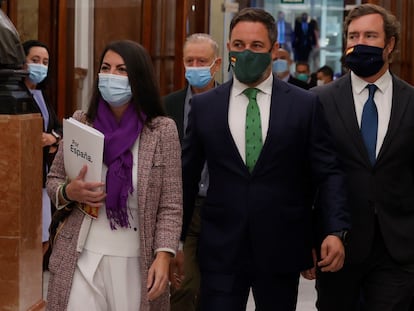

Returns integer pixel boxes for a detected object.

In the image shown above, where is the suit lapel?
[215,81,250,171]
[376,76,410,163]
[333,75,372,165]
[252,78,291,174]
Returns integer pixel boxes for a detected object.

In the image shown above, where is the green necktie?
[244,88,262,172]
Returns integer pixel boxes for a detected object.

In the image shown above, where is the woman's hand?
[147,251,172,301]
[65,165,106,207]
[42,132,57,147]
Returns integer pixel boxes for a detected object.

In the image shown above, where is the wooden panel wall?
[93,0,185,95]
[366,0,414,85]
[93,0,142,80]
[0,0,17,24]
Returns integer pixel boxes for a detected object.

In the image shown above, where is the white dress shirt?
[84,138,140,257]
[228,73,273,163]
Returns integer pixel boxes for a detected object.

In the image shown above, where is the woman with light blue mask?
[45,40,182,311]
[22,40,62,266]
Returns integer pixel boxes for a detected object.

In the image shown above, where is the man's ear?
[214,57,222,72]
[387,36,396,54]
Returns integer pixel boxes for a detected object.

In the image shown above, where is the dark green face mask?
[229,50,272,84]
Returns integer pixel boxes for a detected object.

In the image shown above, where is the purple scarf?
[94,99,145,229]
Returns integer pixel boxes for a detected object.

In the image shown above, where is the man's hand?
[301,248,317,280]
[169,249,184,289]
[317,235,345,272]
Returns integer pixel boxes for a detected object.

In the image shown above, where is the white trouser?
[67,249,141,311]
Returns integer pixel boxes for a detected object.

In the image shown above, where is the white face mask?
[317,79,325,86]
[98,73,132,107]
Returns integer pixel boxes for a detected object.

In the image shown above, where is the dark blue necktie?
[302,21,308,33]
[361,84,378,165]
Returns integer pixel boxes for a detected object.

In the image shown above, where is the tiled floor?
[43,272,317,310]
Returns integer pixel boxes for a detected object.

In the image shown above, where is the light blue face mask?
[98,73,132,107]
[27,63,48,84]
[185,60,216,88]
[272,59,289,74]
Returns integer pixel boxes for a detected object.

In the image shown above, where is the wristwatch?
[51,129,61,146]
[330,230,349,245]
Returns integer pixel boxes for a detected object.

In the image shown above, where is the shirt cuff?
[155,248,176,257]
[55,183,73,210]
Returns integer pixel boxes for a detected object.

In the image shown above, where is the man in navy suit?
[311,4,414,310]
[182,7,350,311]
[293,12,317,62]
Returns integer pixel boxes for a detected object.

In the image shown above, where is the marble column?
[0,114,45,311]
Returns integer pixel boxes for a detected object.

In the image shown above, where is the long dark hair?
[87,40,165,124]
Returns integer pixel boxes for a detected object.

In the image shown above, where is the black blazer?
[312,73,414,267]
[288,75,310,90]
[182,76,349,274]
[293,19,316,52]
[34,90,62,187]
[163,87,187,143]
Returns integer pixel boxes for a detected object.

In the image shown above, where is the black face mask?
[344,44,385,77]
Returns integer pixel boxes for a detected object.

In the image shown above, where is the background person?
[164,32,222,311]
[293,12,317,63]
[181,7,349,311]
[311,4,414,310]
[273,47,309,89]
[316,65,334,85]
[22,39,62,260]
[45,40,182,311]
[295,61,316,88]
[276,11,293,54]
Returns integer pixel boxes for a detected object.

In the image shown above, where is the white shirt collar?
[351,70,392,95]
[232,72,273,97]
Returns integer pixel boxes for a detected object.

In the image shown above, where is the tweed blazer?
[45,110,183,311]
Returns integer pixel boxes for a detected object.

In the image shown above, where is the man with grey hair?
[164,33,222,311]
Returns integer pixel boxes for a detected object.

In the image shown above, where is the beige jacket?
[45,111,182,311]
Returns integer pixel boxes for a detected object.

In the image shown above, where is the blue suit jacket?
[182,76,349,275]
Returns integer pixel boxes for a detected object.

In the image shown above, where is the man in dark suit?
[164,33,221,311]
[276,11,293,54]
[293,12,317,62]
[182,7,350,311]
[311,4,414,310]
